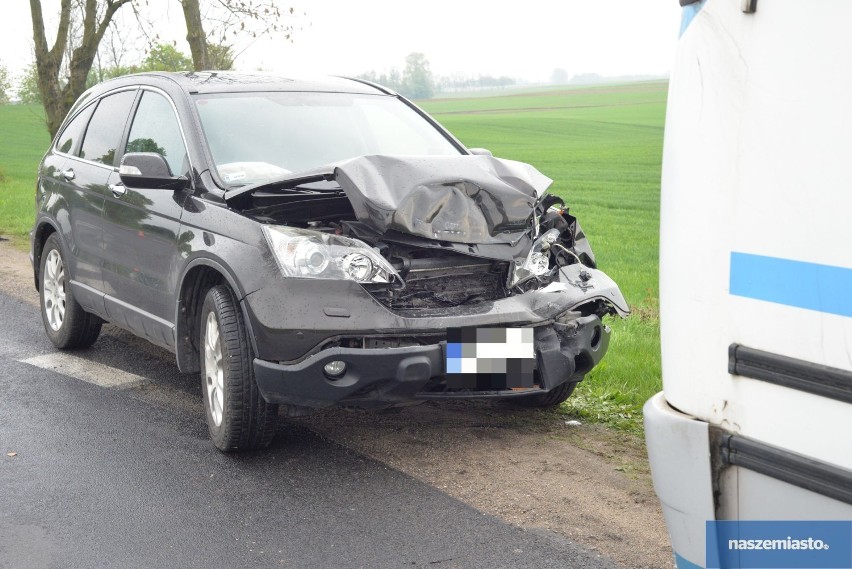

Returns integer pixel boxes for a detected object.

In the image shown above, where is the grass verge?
[0,104,48,243]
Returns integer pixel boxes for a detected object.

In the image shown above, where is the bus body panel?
[650,1,852,567]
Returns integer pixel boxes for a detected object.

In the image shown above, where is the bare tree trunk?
[181,0,209,71]
[30,0,71,135]
[29,0,132,137]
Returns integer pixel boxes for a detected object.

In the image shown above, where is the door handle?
[61,168,75,181]
[109,183,127,198]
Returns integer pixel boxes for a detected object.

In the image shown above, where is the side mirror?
[468,148,493,157]
[119,152,189,190]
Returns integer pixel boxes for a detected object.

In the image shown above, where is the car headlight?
[508,228,560,287]
[262,225,400,283]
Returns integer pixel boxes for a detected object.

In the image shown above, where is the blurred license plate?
[445,327,535,389]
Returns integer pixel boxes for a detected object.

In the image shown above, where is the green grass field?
[0,82,665,430]
[0,104,49,241]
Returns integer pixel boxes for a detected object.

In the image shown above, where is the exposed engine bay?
[226,154,630,320]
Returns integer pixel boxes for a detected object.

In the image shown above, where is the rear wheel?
[39,233,102,349]
[511,380,578,408]
[200,284,278,451]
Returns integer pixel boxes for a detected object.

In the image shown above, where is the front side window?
[125,91,188,176]
[194,92,462,186]
[79,90,137,166]
[55,104,96,156]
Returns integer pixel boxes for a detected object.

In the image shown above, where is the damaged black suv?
[32,72,629,451]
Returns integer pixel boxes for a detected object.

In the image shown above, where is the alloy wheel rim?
[43,249,66,331]
[204,311,225,427]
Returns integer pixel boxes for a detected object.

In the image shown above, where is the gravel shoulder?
[0,239,672,569]
[300,404,672,569]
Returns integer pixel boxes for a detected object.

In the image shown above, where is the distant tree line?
[357,53,517,100]
[0,61,10,104]
[434,74,515,93]
[357,52,435,100]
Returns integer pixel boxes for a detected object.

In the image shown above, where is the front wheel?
[200,284,278,451]
[39,233,102,349]
[510,380,578,408]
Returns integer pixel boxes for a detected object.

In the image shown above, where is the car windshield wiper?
[223,170,336,204]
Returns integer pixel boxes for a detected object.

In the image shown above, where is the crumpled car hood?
[333,155,552,244]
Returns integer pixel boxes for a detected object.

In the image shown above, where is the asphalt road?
[0,291,621,569]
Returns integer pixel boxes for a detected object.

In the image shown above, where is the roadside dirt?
[0,239,672,568]
[300,405,672,569]
[0,238,36,303]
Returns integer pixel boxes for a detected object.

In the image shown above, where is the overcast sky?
[1,1,681,83]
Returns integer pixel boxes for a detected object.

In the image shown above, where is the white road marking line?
[19,353,148,388]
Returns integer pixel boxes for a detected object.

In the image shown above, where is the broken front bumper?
[253,313,610,409]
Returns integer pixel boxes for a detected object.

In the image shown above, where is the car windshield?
[193,91,463,186]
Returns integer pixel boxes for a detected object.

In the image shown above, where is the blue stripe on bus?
[675,552,704,569]
[680,1,706,38]
[730,252,852,317]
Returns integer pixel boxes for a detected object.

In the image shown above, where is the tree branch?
[48,0,73,65]
[28,0,49,58]
[95,0,132,45]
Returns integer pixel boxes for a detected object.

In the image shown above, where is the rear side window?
[55,104,95,155]
[125,91,188,176]
[79,90,137,166]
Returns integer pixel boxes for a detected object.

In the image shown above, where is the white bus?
[644,1,852,568]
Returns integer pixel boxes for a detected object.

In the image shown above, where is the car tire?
[39,233,102,349]
[200,284,278,452]
[511,380,578,408]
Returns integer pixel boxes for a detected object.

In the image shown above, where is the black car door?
[51,89,137,316]
[101,88,192,349]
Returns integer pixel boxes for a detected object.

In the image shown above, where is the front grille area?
[364,254,510,312]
